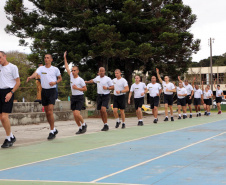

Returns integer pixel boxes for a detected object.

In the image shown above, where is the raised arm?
[156,68,163,84]
[64,51,71,75]
[201,81,204,91]
[178,76,183,83]
[192,77,196,88]
[214,79,217,89]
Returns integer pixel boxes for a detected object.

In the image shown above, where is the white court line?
[0,118,225,173]
[0,179,145,185]
[91,131,226,183]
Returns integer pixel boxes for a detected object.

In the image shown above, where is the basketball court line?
[91,131,226,183]
[0,117,225,174]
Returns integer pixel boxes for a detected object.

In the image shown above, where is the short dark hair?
[0,51,6,56]
[115,69,121,72]
[45,54,53,59]
[72,66,79,70]
[217,85,220,87]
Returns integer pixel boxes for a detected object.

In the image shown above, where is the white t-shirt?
[0,63,19,89]
[203,91,211,99]
[177,87,187,99]
[208,90,213,97]
[130,82,147,98]
[112,77,128,96]
[147,83,162,97]
[194,88,202,98]
[162,81,175,95]
[93,76,113,95]
[36,66,61,89]
[70,74,86,95]
[216,89,223,97]
[182,82,193,95]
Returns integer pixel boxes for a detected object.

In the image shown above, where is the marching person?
[201,82,213,115]
[146,76,162,123]
[214,79,223,114]
[85,67,114,131]
[112,69,129,129]
[178,76,194,118]
[27,54,62,140]
[192,77,203,117]
[128,75,147,126]
[156,68,176,121]
[64,52,87,134]
[202,85,211,116]
[176,82,187,119]
[0,51,20,148]
[207,84,213,114]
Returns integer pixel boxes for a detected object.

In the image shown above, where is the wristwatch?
[11,90,14,94]
[56,81,58,84]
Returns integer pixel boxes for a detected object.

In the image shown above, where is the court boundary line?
[0,118,225,173]
[0,179,145,185]
[91,131,226,183]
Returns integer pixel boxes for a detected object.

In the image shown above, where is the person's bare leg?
[137,107,143,120]
[154,107,158,118]
[169,105,173,116]
[152,108,154,116]
[0,113,11,136]
[101,106,107,124]
[113,108,119,119]
[44,105,54,130]
[177,105,181,116]
[136,110,139,120]
[120,109,125,123]
[217,103,221,111]
[164,104,168,117]
[182,106,186,114]
[198,105,201,111]
[195,105,198,113]
[73,110,82,127]
[189,104,192,113]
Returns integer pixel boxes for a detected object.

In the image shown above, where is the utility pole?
[209,38,214,93]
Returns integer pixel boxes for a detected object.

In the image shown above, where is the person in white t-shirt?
[214,79,224,114]
[112,69,129,129]
[156,68,176,122]
[64,52,87,134]
[0,51,20,148]
[128,75,147,126]
[202,86,211,116]
[27,54,62,140]
[178,76,194,118]
[192,77,203,117]
[85,67,113,131]
[145,76,162,123]
[201,82,213,115]
[176,82,187,119]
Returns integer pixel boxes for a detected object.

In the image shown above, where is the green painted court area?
[0,114,226,185]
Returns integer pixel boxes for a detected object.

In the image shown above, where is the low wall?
[5,101,88,126]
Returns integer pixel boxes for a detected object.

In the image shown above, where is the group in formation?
[0,51,224,148]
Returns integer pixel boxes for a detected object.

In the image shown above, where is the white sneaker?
[56,99,61,101]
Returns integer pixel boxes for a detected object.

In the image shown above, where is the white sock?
[183,114,186,116]
[122,122,125,124]
[82,122,86,126]
[104,123,108,125]
[190,113,192,115]
[6,136,11,141]
[171,116,173,118]
[139,119,143,121]
[50,130,55,134]
[10,132,14,138]
[179,114,181,117]
[166,116,168,118]
[79,126,83,129]
[116,118,120,122]
[199,111,201,114]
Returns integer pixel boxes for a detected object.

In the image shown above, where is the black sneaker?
[101,124,109,131]
[189,115,192,118]
[171,117,174,121]
[47,133,56,140]
[153,119,157,124]
[82,124,87,133]
[178,116,181,120]
[115,122,121,128]
[183,115,186,119]
[122,123,125,129]
[140,121,144,126]
[164,117,169,121]
[1,139,13,148]
[185,115,187,118]
[199,113,201,117]
[54,129,58,136]
[76,128,84,134]
[11,136,16,143]
[204,112,207,115]
[137,121,141,126]
[196,114,199,117]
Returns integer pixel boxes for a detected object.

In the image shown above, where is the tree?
[4,0,200,87]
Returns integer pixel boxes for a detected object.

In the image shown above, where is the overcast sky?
[0,0,226,62]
